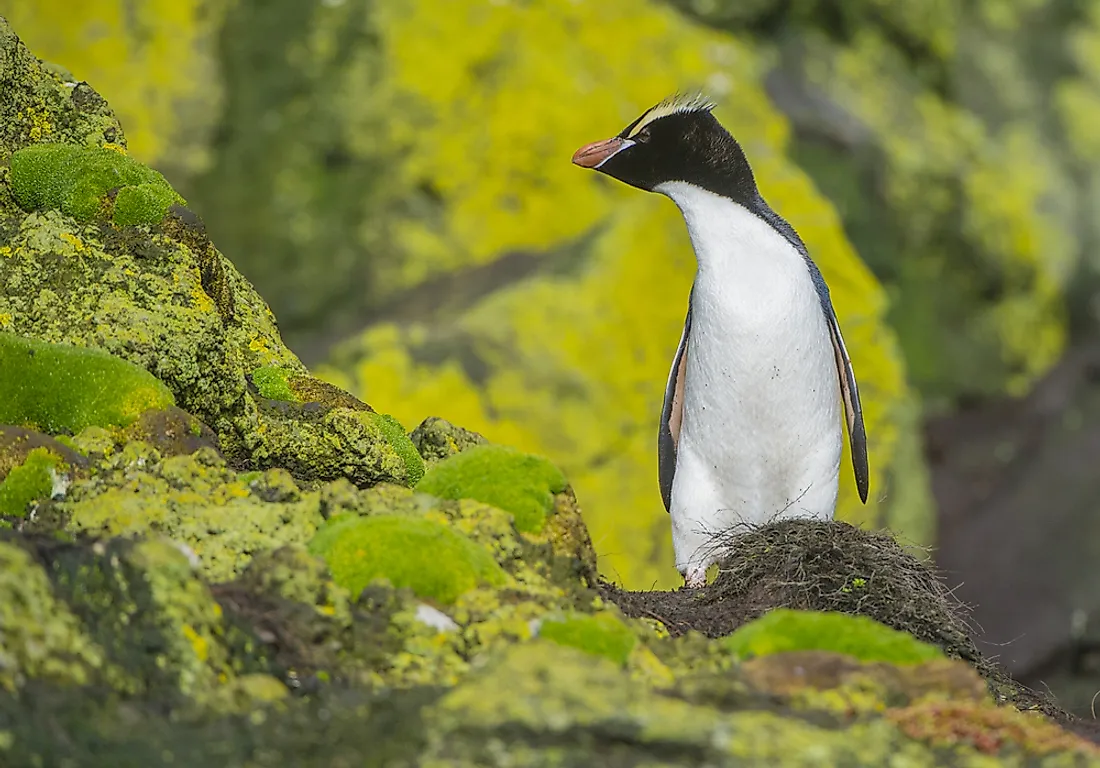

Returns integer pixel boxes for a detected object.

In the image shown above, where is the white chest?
[655,182,843,566]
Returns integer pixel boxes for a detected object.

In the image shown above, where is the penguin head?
[572,93,755,197]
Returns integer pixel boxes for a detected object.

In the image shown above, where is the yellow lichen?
[16,106,53,142]
[58,232,84,252]
[181,623,209,664]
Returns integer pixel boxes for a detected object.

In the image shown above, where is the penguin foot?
[683,568,707,589]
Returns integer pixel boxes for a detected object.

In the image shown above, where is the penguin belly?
[669,285,842,582]
[656,183,843,583]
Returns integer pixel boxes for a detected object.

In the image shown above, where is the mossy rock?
[211,545,368,683]
[0,332,175,434]
[250,366,297,402]
[0,446,68,518]
[56,446,325,583]
[0,20,421,490]
[370,414,425,487]
[10,144,185,227]
[409,416,488,464]
[251,405,425,488]
[0,532,258,705]
[416,445,566,534]
[537,611,637,666]
[250,366,373,412]
[724,609,944,666]
[0,426,88,519]
[0,18,124,158]
[120,406,220,459]
[0,539,116,690]
[307,513,506,605]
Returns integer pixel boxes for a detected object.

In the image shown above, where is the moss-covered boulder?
[0,16,421,491]
[0,532,276,708]
[49,446,326,583]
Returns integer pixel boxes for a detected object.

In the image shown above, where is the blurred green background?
[6,0,1098,602]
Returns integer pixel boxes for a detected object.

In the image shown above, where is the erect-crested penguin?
[572,93,869,588]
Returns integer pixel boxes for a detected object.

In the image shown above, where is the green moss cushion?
[10,144,184,226]
[307,514,506,605]
[538,612,637,665]
[416,445,566,533]
[724,609,944,665]
[0,332,175,433]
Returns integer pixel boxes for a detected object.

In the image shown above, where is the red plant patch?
[888,701,1100,758]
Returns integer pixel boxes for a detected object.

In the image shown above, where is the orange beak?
[571,136,631,169]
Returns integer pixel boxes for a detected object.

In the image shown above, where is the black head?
[572,94,758,203]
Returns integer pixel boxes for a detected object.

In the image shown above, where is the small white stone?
[414,603,458,632]
[48,467,71,500]
[170,541,202,569]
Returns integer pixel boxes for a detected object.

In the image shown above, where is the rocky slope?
[2,15,1099,767]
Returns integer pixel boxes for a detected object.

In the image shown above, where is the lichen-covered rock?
[0,539,116,690]
[0,0,225,174]
[0,18,123,156]
[0,532,268,708]
[52,446,326,583]
[120,406,220,458]
[409,416,488,464]
[4,488,1100,763]
[0,17,421,491]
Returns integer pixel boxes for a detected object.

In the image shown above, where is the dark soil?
[599,519,1100,745]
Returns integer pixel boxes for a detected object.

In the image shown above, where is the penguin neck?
[654,180,814,315]
[655,180,775,268]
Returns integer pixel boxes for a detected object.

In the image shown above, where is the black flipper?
[658,286,693,512]
[825,309,869,502]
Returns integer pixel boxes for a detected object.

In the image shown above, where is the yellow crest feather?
[626,92,716,138]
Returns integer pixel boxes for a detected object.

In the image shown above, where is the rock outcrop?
[1,15,1098,767]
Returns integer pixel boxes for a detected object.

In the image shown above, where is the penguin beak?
[572,136,635,169]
